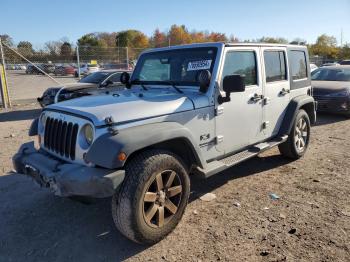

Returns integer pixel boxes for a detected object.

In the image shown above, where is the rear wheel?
[112,150,190,244]
[279,109,311,159]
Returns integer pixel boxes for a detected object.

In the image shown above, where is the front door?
[215,47,264,155]
[261,48,290,138]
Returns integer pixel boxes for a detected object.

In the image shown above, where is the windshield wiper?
[130,79,148,90]
[161,81,183,94]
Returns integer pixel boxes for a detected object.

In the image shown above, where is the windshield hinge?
[105,116,119,135]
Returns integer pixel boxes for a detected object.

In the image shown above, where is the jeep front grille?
[44,117,79,160]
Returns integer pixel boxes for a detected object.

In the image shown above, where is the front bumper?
[314,96,350,114]
[12,142,125,198]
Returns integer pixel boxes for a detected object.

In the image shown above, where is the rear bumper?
[314,96,350,114]
[12,142,125,198]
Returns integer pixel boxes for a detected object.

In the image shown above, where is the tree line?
[1,24,350,63]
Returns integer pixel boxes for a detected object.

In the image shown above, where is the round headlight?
[83,124,94,145]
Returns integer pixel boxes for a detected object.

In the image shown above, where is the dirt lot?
[0,104,349,262]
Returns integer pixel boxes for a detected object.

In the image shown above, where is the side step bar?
[195,135,288,179]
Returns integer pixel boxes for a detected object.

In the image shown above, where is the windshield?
[311,68,350,81]
[79,71,111,84]
[131,47,217,86]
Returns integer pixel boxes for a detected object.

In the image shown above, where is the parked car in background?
[41,64,55,74]
[26,64,55,74]
[54,65,76,76]
[320,62,339,67]
[310,63,318,72]
[37,70,131,107]
[339,60,350,65]
[312,65,350,116]
[26,64,42,74]
[74,63,100,77]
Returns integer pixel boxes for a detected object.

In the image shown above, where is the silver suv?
[13,43,316,244]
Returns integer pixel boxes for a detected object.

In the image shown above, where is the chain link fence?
[0,41,146,107]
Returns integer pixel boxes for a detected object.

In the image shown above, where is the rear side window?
[264,51,287,82]
[290,51,307,80]
[221,51,257,86]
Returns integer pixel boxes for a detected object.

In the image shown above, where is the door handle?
[250,93,264,102]
[280,88,290,95]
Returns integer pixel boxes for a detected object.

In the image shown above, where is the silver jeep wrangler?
[13,43,316,244]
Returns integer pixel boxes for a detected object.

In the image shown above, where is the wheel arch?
[86,122,206,170]
[278,95,316,136]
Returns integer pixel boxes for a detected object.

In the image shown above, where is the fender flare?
[86,122,206,169]
[278,95,316,136]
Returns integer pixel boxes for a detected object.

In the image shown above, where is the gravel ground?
[0,104,349,262]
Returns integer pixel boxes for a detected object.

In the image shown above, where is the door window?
[221,51,257,87]
[264,51,287,82]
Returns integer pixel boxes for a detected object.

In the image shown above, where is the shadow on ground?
[0,153,292,262]
[314,112,349,126]
[0,173,145,261]
[190,154,292,202]
[0,108,41,122]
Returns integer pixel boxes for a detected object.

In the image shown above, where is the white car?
[75,64,100,77]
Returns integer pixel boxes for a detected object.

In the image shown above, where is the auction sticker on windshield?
[187,60,212,71]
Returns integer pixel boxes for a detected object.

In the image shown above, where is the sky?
[1,0,350,48]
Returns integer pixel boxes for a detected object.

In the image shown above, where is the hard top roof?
[142,42,307,53]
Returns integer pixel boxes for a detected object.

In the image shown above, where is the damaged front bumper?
[12,142,125,198]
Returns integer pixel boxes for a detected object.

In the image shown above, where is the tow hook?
[105,116,119,135]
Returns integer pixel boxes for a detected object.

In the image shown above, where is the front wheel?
[279,109,311,159]
[112,150,190,244]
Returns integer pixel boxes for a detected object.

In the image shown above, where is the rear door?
[261,48,290,138]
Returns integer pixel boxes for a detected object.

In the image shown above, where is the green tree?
[0,34,14,46]
[78,33,100,47]
[309,34,339,59]
[258,37,288,44]
[116,30,148,47]
[339,44,350,59]
[60,42,72,60]
[17,41,34,56]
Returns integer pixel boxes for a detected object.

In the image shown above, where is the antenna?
[341,28,343,47]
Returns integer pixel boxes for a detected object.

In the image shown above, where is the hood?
[60,82,98,91]
[312,81,350,96]
[46,88,208,126]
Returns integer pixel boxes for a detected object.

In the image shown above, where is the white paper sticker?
[187,60,212,71]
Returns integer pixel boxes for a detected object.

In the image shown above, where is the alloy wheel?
[143,170,183,228]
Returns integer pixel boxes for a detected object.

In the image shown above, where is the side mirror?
[218,74,245,104]
[100,79,113,88]
[120,72,131,88]
[198,70,211,93]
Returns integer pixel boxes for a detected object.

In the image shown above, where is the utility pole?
[341,28,343,47]
[0,38,10,108]
[76,44,81,78]
[125,47,129,70]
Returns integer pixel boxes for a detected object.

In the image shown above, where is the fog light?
[118,152,127,162]
[341,102,348,110]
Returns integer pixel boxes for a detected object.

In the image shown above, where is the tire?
[279,109,311,159]
[112,149,190,244]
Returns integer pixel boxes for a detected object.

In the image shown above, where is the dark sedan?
[37,70,130,107]
[312,65,350,116]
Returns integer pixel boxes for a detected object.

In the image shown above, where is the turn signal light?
[118,152,127,162]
